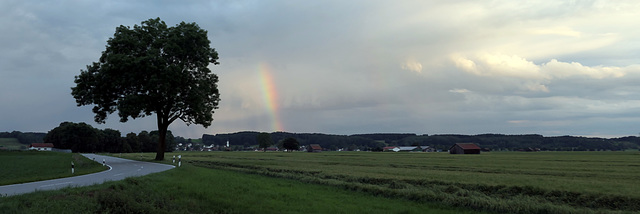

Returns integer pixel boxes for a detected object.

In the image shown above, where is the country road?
[0,154,175,197]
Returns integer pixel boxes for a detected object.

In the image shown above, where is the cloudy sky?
[2,1,640,138]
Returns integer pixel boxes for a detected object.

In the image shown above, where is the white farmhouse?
[29,143,54,151]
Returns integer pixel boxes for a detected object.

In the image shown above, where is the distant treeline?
[0,131,46,144]
[42,122,180,153]
[6,127,640,152]
[203,132,640,151]
[203,132,388,151]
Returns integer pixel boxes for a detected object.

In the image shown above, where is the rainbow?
[259,63,284,132]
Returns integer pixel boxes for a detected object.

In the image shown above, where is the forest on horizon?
[3,129,640,152]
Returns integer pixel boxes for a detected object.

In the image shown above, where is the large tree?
[256,132,273,152]
[72,18,220,160]
[44,122,101,153]
[126,132,142,153]
[282,137,299,152]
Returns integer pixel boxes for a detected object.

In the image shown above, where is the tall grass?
[0,151,107,185]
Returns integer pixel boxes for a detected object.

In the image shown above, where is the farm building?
[383,146,398,152]
[265,147,279,152]
[384,146,433,152]
[449,143,481,154]
[383,146,429,152]
[29,143,54,151]
[307,144,322,152]
[396,146,423,152]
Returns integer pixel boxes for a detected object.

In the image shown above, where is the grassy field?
[0,151,108,185]
[0,138,26,150]
[2,151,639,213]
[0,161,481,214]
[157,151,640,214]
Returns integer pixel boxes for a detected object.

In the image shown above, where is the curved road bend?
[0,154,175,197]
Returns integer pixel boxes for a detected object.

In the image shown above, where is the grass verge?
[0,151,108,185]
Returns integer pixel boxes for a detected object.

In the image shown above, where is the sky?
[2,1,640,139]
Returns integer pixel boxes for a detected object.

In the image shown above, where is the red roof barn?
[307,144,322,152]
[449,143,481,154]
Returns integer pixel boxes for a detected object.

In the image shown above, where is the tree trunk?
[155,128,166,160]
[155,114,168,161]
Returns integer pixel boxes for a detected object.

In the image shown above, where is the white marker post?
[178,155,182,167]
[102,159,106,166]
[172,155,175,163]
[71,161,75,174]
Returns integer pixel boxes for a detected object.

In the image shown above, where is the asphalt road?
[0,154,175,197]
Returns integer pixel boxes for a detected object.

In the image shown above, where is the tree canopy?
[71,18,220,160]
[43,122,175,153]
[256,132,273,152]
[44,122,101,153]
[282,137,299,152]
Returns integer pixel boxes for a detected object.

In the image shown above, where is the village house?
[265,147,279,152]
[449,143,481,154]
[424,147,436,152]
[200,144,216,151]
[29,143,54,151]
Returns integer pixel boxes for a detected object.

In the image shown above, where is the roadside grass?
[141,151,640,214]
[0,163,481,214]
[0,138,25,150]
[0,151,108,185]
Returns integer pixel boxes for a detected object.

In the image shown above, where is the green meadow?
[2,151,639,213]
[170,151,640,213]
[1,159,479,214]
[0,151,108,185]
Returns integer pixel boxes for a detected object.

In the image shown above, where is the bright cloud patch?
[452,53,544,79]
[529,26,582,37]
[401,59,423,73]
[452,53,633,93]
[449,88,470,94]
[542,59,626,79]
